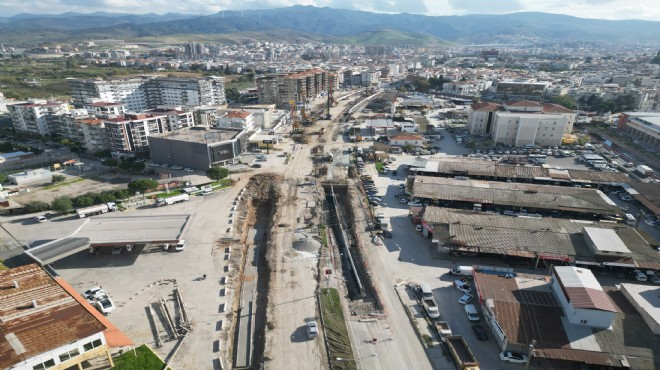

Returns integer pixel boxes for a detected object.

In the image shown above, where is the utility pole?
[525,339,536,368]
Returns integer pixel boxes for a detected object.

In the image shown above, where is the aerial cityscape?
[0,3,659,370]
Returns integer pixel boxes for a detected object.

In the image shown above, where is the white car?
[306,320,319,338]
[500,352,529,363]
[83,287,105,300]
[408,201,423,207]
[94,295,116,315]
[34,215,47,223]
[453,280,471,294]
[458,294,474,305]
[415,224,423,232]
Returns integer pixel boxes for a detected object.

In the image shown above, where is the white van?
[419,283,433,299]
[450,266,474,277]
[624,214,636,226]
[464,304,480,322]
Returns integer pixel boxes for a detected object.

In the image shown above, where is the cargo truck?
[76,202,118,218]
[156,193,190,207]
[422,297,440,319]
[446,335,479,370]
[636,164,653,176]
[435,321,453,342]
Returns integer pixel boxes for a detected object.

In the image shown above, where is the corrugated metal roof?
[553,266,617,312]
[413,176,620,214]
[0,264,107,369]
[583,227,630,254]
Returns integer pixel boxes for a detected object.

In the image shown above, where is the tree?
[94,191,116,204]
[25,201,50,213]
[206,167,229,181]
[74,194,95,207]
[52,174,66,183]
[403,144,414,153]
[225,87,240,102]
[128,179,159,194]
[585,56,593,63]
[552,95,577,110]
[0,174,8,184]
[113,189,131,200]
[131,162,146,172]
[51,197,73,214]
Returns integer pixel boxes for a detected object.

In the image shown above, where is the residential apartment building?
[7,100,70,136]
[68,76,226,111]
[104,113,166,156]
[493,81,550,100]
[48,114,111,152]
[144,108,195,131]
[68,77,147,111]
[256,69,330,106]
[468,100,575,147]
[82,101,126,116]
[216,111,254,130]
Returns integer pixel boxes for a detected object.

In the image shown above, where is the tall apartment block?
[7,100,70,136]
[467,100,576,147]
[256,69,330,106]
[68,76,226,111]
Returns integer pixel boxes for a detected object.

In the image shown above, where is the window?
[83,339,103,352]
[580,319,588,325]
[32,359,55,370]
[59,348,80,362]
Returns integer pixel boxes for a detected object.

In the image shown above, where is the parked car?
[472,324,488,340]
[458,294,474,305]
[34,215,47,223]
[306,320,319,338]
[94,295,116,315]
[453,280,471,294]
[415,224,423,232]
[500,352,529,363]
[83,287,105,300]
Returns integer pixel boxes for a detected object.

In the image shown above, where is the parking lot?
[3,182,247,369]
[356,156,545,370]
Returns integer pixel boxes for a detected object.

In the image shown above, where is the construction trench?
[227,175,383,369]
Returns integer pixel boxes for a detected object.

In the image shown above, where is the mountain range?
[1,6,659,46]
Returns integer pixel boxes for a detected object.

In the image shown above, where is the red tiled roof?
[0,264,107,369]
[470,102,500,112]
[505,100,543,107]
[543,103,575,114]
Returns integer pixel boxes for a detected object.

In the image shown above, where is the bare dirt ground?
[259,140,327,370]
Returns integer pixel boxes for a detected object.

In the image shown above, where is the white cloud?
[1,0,659,20]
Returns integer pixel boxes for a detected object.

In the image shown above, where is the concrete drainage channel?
[231,175,278,369]
[322,182,382,314]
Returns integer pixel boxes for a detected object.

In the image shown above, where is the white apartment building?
[82,101,126,116]
[468,100,575,146]
[68,76,226,112]
[104,113,166,156]
[144,108,195,131]
[7,100,70,136]
[216,111,254,130]
[491,112,568,147]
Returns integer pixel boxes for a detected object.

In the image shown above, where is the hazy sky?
[2,0,660,20]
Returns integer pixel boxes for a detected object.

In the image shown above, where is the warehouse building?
[411,175,621,218]
[473,270,658,368]
[421,207,657,269]
[413,156,630,187]
[148,126,250,170]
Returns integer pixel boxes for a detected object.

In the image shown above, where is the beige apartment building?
[257,69,332,106]
[468,100,576,147]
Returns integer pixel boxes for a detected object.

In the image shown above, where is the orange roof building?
[0,264,130,370]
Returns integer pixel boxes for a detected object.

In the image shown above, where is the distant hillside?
[1,6,659,45]
[335,30,449,46]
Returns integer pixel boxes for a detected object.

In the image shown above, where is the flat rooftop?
[152,127,242,143]
[27,214,191,265]
[412,175,620,215]
[620,283,660,334]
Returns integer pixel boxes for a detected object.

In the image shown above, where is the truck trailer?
[76,202,118,218]
[156,193,190,207]
[446,335,479,370]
